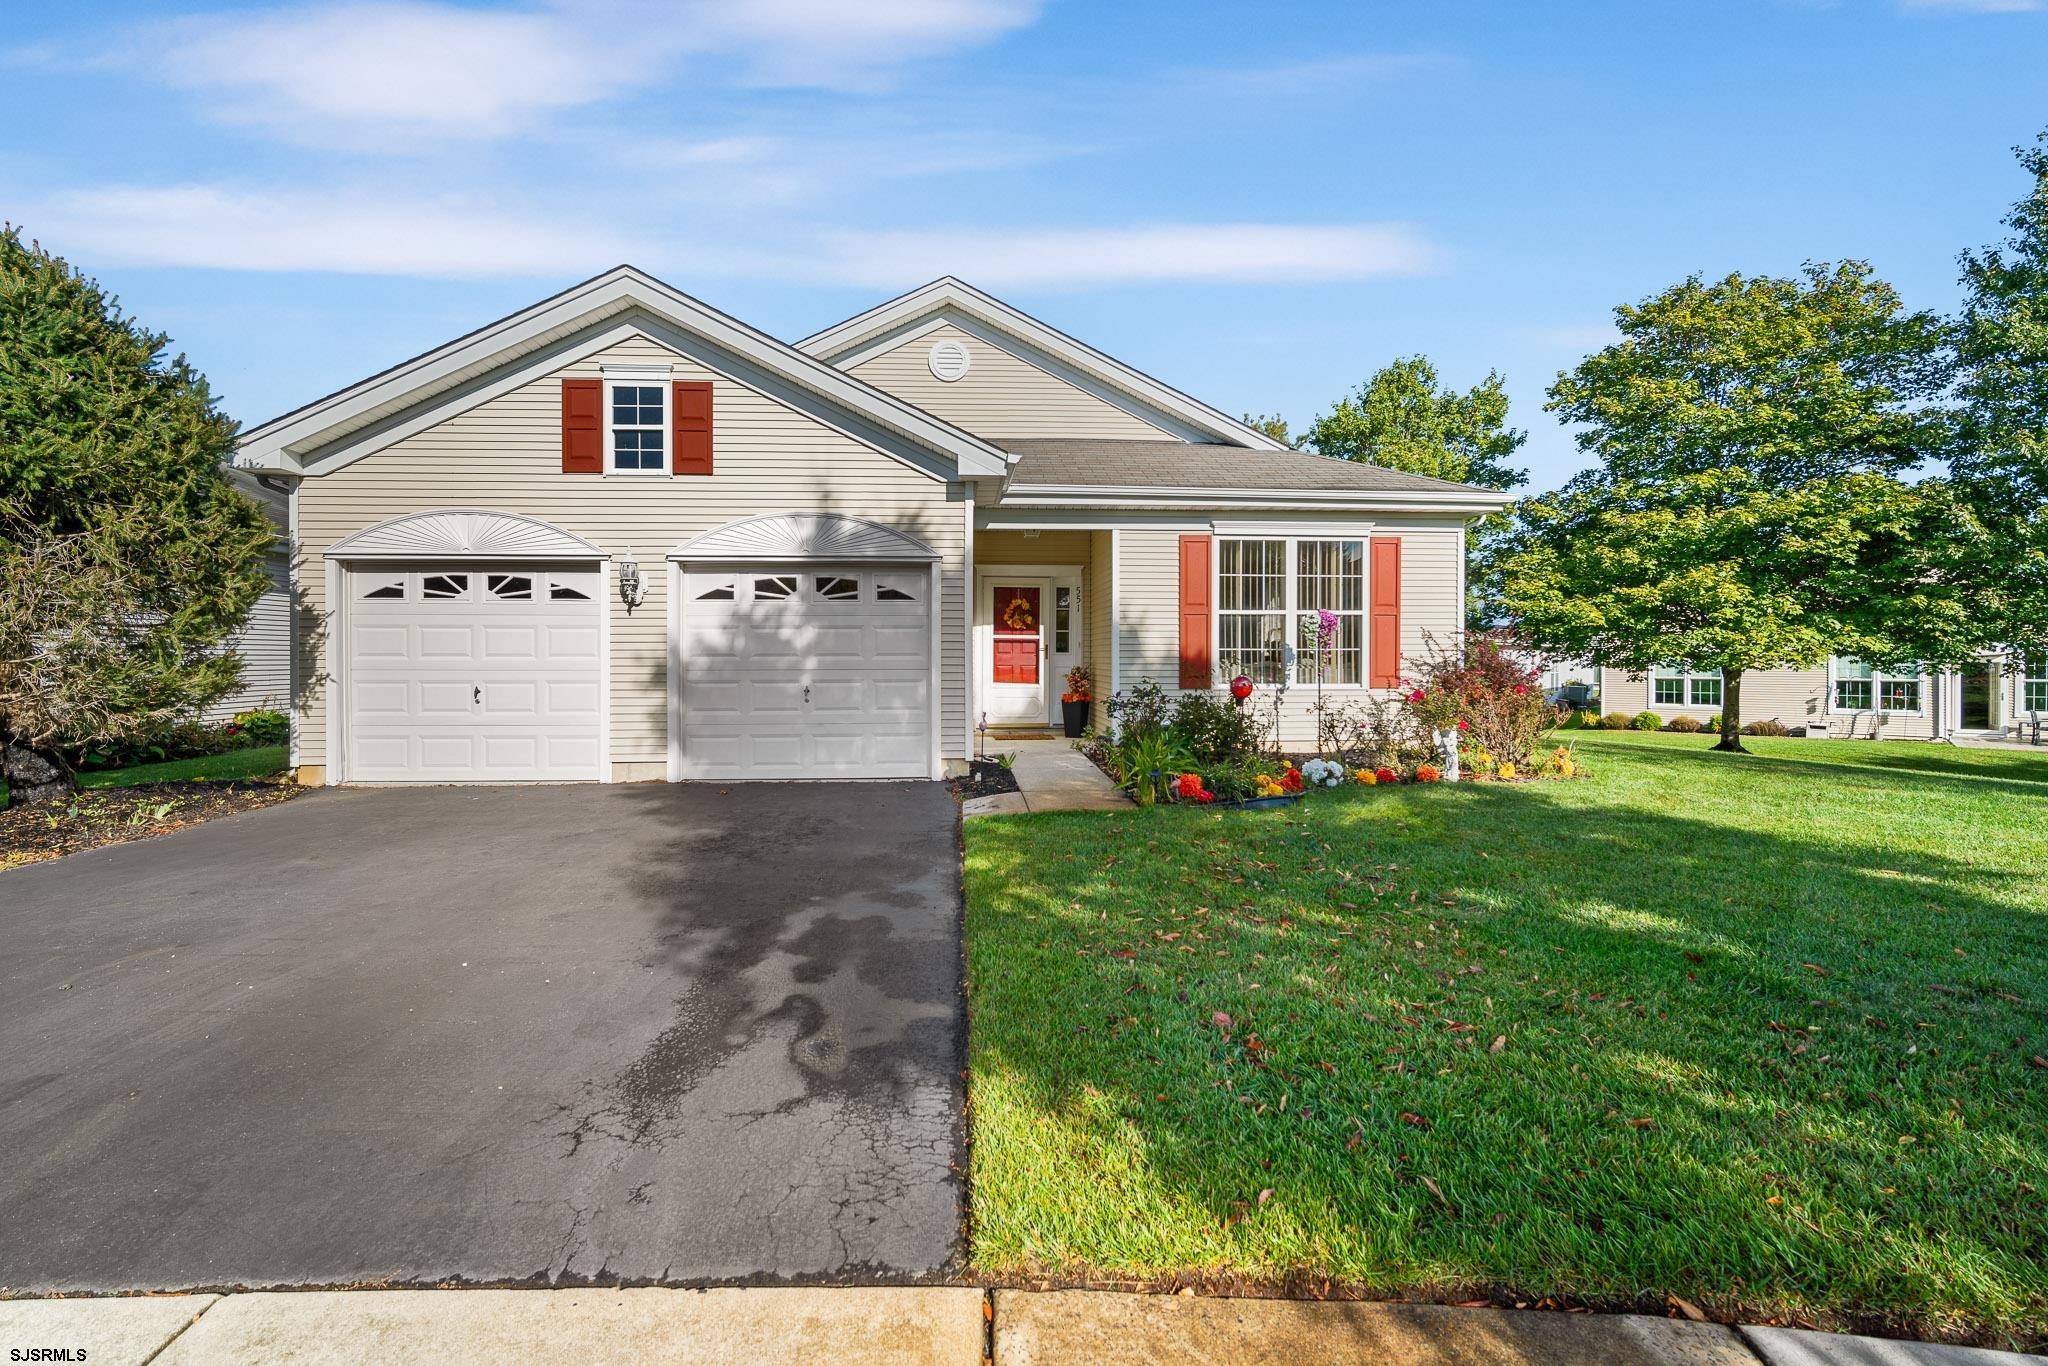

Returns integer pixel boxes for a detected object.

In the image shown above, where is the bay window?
[1216,537,1366,687]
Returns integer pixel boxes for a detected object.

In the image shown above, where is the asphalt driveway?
[0,781,964,1293]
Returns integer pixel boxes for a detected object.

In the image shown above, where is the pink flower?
[1513,684,1528,696]
[1457,719,1469,730]
[1408,689,1427,703]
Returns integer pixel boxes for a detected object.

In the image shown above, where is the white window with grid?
[607,380,666,474]
[2023,654,2047,714]
[1216,537,1367,687]
[1652,667,1722,708]
[1832,658,1921,714]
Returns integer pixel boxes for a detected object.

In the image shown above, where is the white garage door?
[345,564,603,782]
[677,566,933,780]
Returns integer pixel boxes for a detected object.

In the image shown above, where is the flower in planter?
[1416,763,1442,783]
[1374,766,1399,785]
[1063,665,1093,703]
[1174,772,1215,803]
[1280,767,1305,794]
[1253,774,1287,798]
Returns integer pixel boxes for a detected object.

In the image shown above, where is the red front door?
[992,585,1041,684]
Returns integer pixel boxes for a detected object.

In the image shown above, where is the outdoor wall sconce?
[617,552,645,611]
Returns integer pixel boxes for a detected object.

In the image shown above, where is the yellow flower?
[1497,762,1517,780]
[1354,769,1377,786]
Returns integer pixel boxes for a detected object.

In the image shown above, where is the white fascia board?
[997,483,1514,514]
[796,277,1291,451]
[235,266,1008,479]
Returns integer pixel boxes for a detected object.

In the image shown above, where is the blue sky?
[4,0,2044,489]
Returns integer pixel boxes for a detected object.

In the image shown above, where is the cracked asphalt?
[0,781,965,1293]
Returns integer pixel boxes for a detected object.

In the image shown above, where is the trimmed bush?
[1701,714,1722,733]
[1742,718,1790,737]
[1631,711,1662,731]
[1601,711,1636,730]
[1665,715,1704,733]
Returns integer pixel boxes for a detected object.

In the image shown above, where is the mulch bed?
[0,780,302,872]
[949,758,1022,802]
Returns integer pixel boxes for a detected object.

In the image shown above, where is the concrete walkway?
[4,1289,2040,1365]
[963,737,1127,817]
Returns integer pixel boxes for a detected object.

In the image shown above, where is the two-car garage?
[329,511,940,785]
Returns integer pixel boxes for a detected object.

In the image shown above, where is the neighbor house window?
[1833,658,1921,713]
[2024,653,2048,714]
[1652,667,1721,708]
[1217,537,1366,686]
[608,382,666,473]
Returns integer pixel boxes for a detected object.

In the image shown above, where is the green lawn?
[0,745,291,806]
[76,745,290,789]
[963,731,2048,1344]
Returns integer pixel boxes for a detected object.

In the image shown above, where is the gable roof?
[235,266,1012,480]
[995,438,1514,513]
[795,277,1291,451]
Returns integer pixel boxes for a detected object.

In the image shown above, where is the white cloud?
[1180,52,1455,97]
[807,223,1444,290]
[21,185,657,278]
[22,183,1442,291]
[114,0,1044,146]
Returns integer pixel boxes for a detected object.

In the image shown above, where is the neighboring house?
[1599,652,2045,741]
[233,268,1508,785]
[200,467,293,723]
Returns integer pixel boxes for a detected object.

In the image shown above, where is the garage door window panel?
[488,573,533,600]
[422,573,470,599]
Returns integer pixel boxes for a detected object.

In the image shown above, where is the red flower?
[1197,791,1216,804]
[1374,766,1398,785]
[1408,689,1427,703]
[1513,684,1528,695]
[1175,772,1206,800]
[1457,719,1469,730]
[1280,768,1304,793]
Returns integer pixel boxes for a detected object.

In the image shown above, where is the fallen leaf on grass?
[1668,1296,1708,1322]
[1801,963,1830,977]
[1400,1111,1432,1130]
[1489,1035,1507,1054]
[1627,1117,1655,1129]
[1258,1188,1273,1205]
[2031,1056,2048,1070]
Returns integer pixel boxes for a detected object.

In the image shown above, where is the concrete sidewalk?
[4,1287,2040,1365]
[963,738,1126,816]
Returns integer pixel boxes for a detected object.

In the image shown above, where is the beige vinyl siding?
[294,335,968,775]
[1088,530,1113,731]
[1113,517,1466,746]
[849,323,1170,441]
[1598,666,1938,739]
[203,547,293,722]
[976,528,1094,565]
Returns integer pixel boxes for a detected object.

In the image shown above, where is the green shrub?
[1631,711,1662,731]
[1601,711,1636,730]
[1700,714,1722,733]
[228,709,289,747]
[1665,715,1704,733]
[1169,689,1264,766]
[1106,678,1173,742]
[1114,729,1193,806]
[67,719,239,772]
[1742,718,1789,737]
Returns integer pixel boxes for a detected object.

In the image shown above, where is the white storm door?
[677,566,933,779]
[982,578,1049,725]
[345,565,604,782]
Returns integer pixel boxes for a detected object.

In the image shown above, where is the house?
[1599,652,2045,741]
[232,268,1508,785]
[201,466,294,723]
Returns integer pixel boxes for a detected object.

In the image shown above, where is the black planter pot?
[1061,698,1090,738]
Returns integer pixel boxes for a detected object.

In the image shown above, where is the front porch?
[973,528,1112,736]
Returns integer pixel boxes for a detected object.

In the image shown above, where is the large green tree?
[0,227,271,805]
[1305,357,1529,623]
[1952,131,2048,657]
[1494,262,1966,752]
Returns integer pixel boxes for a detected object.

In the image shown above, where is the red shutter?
[1178,534,1213,690]
[1369,536,1403,688]
[561,379,602,473]
[673,381,713,475]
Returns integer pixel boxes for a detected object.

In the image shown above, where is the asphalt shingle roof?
[997,438,1495,496]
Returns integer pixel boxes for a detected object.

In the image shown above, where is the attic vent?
[927,338,971,383]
